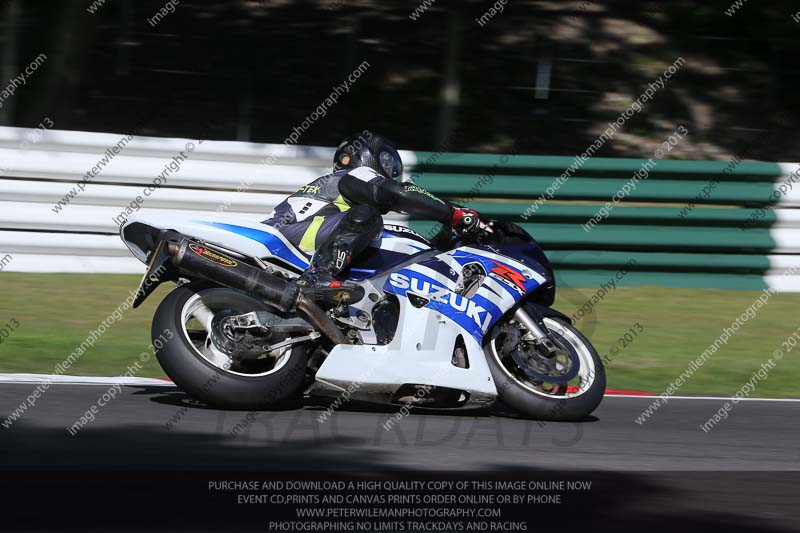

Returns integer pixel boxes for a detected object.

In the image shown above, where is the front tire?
[486,314,605,421]
[153,283,309,410]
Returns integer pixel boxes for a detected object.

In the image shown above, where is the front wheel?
[486,311,605,421]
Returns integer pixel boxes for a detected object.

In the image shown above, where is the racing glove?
[450,207,493,238]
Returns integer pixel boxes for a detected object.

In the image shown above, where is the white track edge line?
[0,381,176,387]
[1,375,797,401]
[606,394,800,402]
[0,373,175,386]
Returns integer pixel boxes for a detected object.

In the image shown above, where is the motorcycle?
[120,213,605,420]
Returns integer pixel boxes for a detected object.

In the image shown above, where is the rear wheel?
[153,283,309,409]
[486,311,605,421]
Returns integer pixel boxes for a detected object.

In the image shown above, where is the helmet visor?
[379,150,403,180]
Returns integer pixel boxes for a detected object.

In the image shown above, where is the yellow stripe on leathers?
[299,216,326,253]
[299,197,349,253]
[333,195,351,212]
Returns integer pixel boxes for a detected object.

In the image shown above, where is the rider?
[263,130,491,290]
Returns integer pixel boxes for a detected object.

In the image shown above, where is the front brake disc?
[509,336,580,384]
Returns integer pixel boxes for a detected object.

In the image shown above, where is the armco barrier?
[0,126,798,291]
[408,153,800,291]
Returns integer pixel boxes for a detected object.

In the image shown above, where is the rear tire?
[486,315,605,421]
[153,283,309,410]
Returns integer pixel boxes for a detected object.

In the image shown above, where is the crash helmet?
[333,130,406,182]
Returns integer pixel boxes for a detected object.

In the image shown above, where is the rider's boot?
[295,205,381,305]
[295,247,345,291]
[296,247,364,307]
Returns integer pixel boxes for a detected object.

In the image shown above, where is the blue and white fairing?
[316,243,549,406]
[383,247,547,343]
[121,215,433,275]
[346,226,432,281]
[121,213,550,407]
[121,214,311,270]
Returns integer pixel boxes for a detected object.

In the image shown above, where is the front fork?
[513,306,560,357]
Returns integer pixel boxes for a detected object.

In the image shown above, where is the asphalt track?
[1,381,799,531]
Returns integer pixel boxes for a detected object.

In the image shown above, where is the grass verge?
[0,273,797,398]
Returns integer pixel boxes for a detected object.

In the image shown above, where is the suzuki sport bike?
[120,213,605,420]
